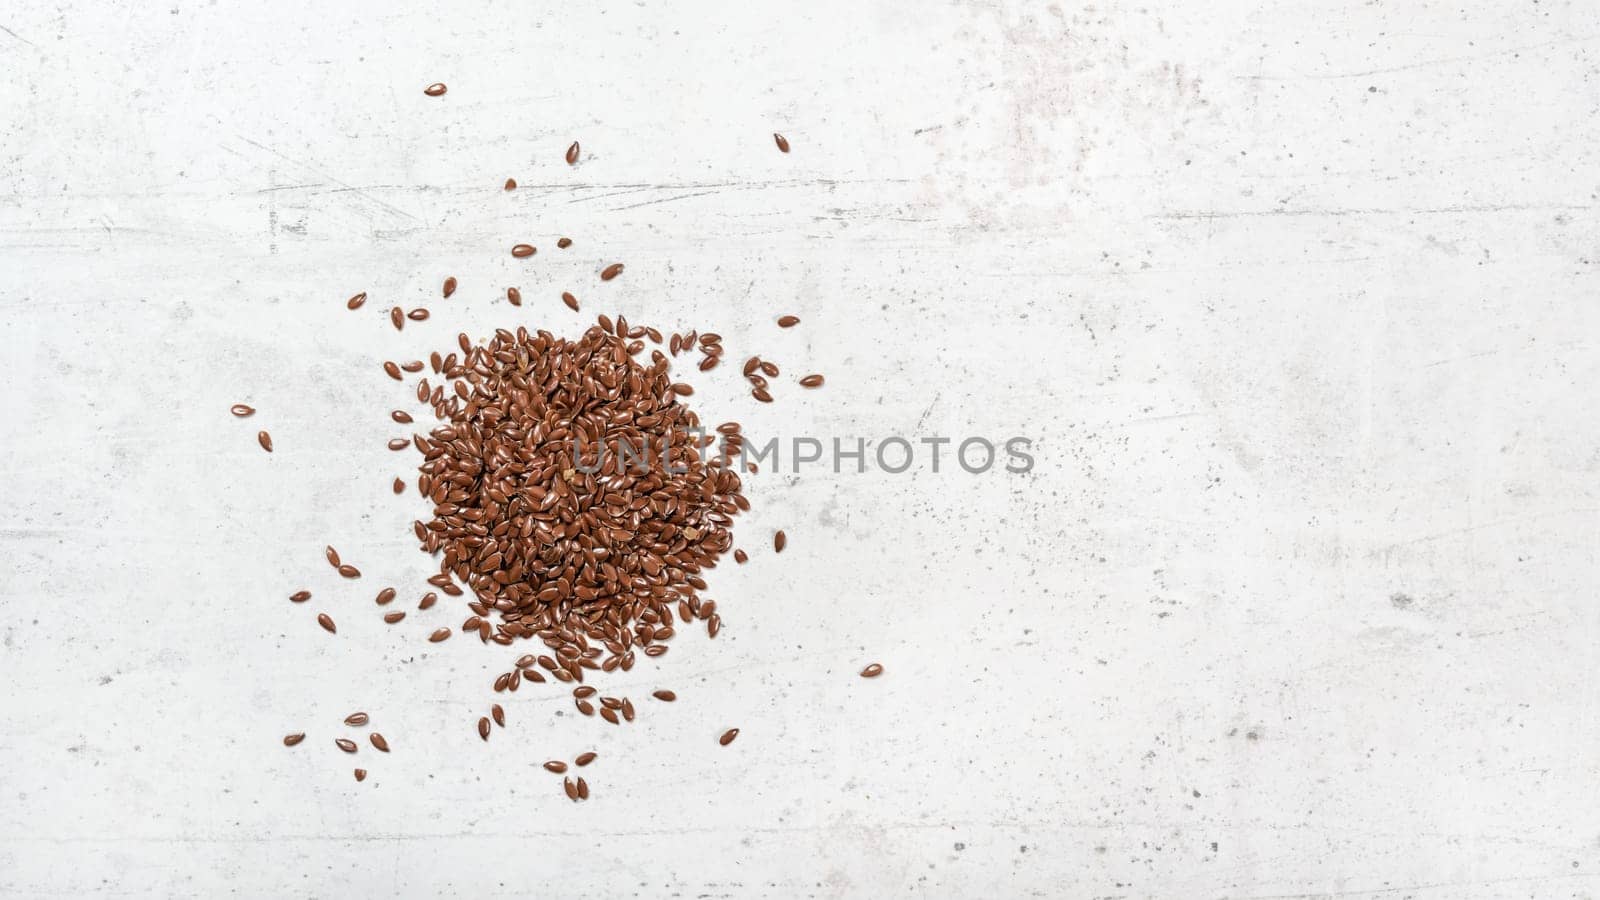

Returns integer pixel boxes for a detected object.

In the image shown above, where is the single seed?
[599,696,622,711]
[493,672,510,692]
[565,141,580,165]
[492,704,505,727]
[507,287,522,307]
[325,546,341,567]
[388,438,411,451]
[390,307,404,330]
[719,728,739,746]
[600,707,619,725]
[230,404,255,417]
[752,388,773,403]
[478,717,490,741]
[392,410,413,424]
[573,686,597,699]
[344,712,368,726]
[777,315,800,327]
[743,356,761,376]
[338,564,361,578]
[429,628,451,642]
[734,549,748,564]
[375,587,396,605]
[652,690,676,702]
[600,263,624,281]
[383,361,401,380]
[290,590,311,603]
[774,530,787,552]
[562,291,579,312]
[773,132,790,153]
[408,308,429,321]
[621,698,635,721]
[576,777,589,799]
[401,360,424,372]
[563,777,578,800]
[354,768,367,781]
[424,82,447,96]
[575,752,597,766]
[419,592,437,610]
[575,699,594,716]
[347,291,367,310]
[699,355,719,371]
[515,654,536,668]
[318,614,336,633]
[393,477,405,494]
[708,614,721,638]
[283,733,305,747]
[504,178,516,190]
[800,374,824,387]
[383,611,406,623]
[544,760,567,773]
[556,237,572,248]
[257,431,273,452]
[860,663,884,678]
[512,244,536,258]
[443,277,457,298]
[335,738,357,753]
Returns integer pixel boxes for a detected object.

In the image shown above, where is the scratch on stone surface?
[233,137,419,223]
[1239,34,1600,80]
[0,23,35,45]
[612,189,724,211]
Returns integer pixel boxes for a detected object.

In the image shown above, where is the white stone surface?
[3,1,1599,897]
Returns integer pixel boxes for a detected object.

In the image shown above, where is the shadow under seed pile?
[407,322,747,668]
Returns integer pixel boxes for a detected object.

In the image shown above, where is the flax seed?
[257,431,273,452]
[318,614,336,633]
[565,141,580,164]
[283,733,305,746]
[773,132,790,153]
[347,292,367,310]
[336,738,357,752]
[719,728,739,746]
[424,83,447,96]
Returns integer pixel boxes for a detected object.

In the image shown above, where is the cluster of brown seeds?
[268,88,857,799]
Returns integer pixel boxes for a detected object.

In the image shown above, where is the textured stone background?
[3,1,1599,897]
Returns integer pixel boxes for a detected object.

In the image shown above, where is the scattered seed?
[424,82,447,96]
[576,777,589,799]
[774,530,787,552]
[562,291,579,312]
[354,768,367,781]
[773,132,790,153]
[375,588,396,606]
[408,308,429,321]
[401,360,424,372]
[230,404,255,417]
[325,546,341,567]
[335,738,357,753]
[344,712,369,726]
[257,431,273,452]
[600,263,624,281]
[556,237,572,248]
[719,728,739,746]
[800,374,824,387]
[563,777,578,800]
[777,315,800,327]
[544,760,567,773]
[575,699,594,716]
[734,549,748,564]
[443,277,457,298]
[393,477,405,494]
[565,141,580,165]
[383,361,401,380]
[429,628,451,642]
[419,592,438,610]
[573,686,597,699]
[600,707,619,725]
[347,292,367,310]
[383,611,406,623]
[507,287,522,307]
[318,614,336,633]
[283,733,305,747]
[504,178,516,190]
[338,564,361,578]
[575,751,597,766]
[621,698,635,721]
[477,717,490,741]
[860,663,884,678]
[388,438,411,451]
[290,590,311,603]
[651,690,676,702]
[512,244,536,258]
[390,307,404,330]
